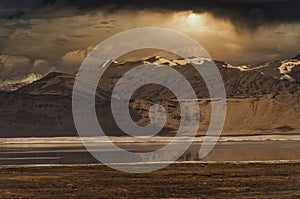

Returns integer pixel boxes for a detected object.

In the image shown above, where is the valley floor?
[0,163,300,198]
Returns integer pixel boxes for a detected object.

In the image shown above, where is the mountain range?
[0,55,300,137]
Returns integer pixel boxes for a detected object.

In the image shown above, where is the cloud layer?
[0,1,299,78]
[0,0,300,29]
[0,55,56,78]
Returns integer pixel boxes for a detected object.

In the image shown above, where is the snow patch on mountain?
[143,56,213,66]
[280,74,295,82]
[278,60,300,74]
[0,73,43,91]
[143,56,178,66]
[225,63,270,71]
[278,60,300,82]
[226,64,250,71]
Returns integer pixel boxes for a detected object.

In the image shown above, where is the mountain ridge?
[13,55,300,99]
[1,55,300,137]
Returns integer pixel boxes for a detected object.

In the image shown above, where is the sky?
[0,0,300,78]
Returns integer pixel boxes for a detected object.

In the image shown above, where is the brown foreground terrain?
[1,163,300,198]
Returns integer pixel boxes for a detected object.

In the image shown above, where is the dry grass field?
[0,163,300,198]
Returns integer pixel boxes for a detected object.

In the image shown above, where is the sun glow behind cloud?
[173,12,207,30]
[187,13,200,25]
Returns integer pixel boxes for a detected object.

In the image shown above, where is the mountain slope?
[16,72,74,96]
[1,55,300,137]
[1,91,300,137]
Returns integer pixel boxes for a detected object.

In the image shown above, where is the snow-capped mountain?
[0,73,43,91]
[5,55,300,94]
[14,55,300,100]
[224,55,300,83]
[142,55,300,85]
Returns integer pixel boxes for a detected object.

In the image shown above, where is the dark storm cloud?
[0,0,300,29]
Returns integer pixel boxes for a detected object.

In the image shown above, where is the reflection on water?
[1,140,300,165]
